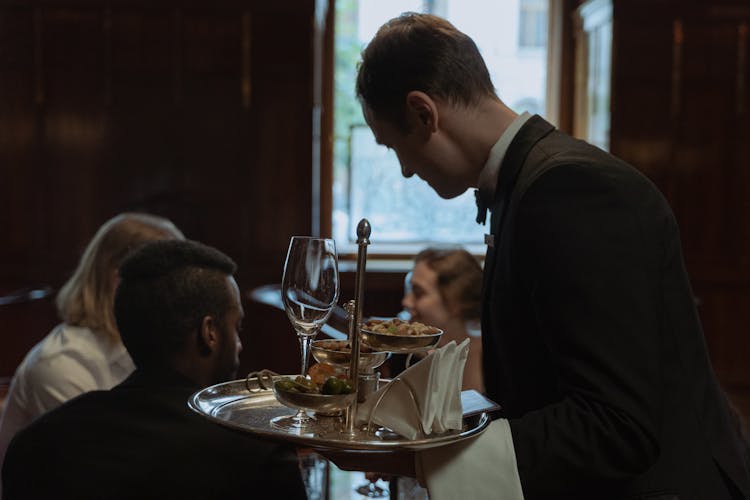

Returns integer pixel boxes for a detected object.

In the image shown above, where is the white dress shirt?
[477,111,532,206]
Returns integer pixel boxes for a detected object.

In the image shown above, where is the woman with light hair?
[0,213,183,467]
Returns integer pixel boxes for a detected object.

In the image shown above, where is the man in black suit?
[350,12,750,500]
[2,239,307,499]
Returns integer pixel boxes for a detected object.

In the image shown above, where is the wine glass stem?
[299,334,315,375]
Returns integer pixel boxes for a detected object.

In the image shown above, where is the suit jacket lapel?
[482,115,555,292]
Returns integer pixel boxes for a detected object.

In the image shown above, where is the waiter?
[347,11,750,500]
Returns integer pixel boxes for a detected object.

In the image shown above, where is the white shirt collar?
[477,111,532,204]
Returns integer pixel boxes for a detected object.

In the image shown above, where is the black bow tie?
[475,189,488,225]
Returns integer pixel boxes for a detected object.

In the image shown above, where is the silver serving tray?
[188,377,491,451]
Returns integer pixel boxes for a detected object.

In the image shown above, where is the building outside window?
[332,0,551,255]
[519,0,548,49]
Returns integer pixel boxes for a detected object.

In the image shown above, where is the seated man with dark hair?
[2,240,307,499]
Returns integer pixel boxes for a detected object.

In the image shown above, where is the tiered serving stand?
[188,219,491,451]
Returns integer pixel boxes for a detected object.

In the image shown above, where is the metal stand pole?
[343,219,370,437]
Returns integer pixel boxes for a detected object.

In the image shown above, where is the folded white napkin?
[356,339,470,440]
[415,419,525,500]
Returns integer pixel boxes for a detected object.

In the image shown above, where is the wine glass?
[272,236,340,431]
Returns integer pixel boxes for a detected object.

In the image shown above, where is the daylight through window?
[333,0,550,254]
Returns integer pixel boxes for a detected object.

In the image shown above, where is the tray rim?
[188,378,491,452]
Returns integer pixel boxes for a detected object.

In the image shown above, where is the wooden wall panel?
[0,295,58,377]
[0,7,42,287]
[611,0,750,420]
[0,1,319,379]
[110,9,174,106]
[694,284,750,385]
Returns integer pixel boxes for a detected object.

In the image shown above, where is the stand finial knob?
[356,219,371,245]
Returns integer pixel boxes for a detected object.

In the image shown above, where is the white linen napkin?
[356,339,470,440]
[415,419,525,500]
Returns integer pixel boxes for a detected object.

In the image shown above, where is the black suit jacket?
[482,116,750,499]
[2,368,307,500]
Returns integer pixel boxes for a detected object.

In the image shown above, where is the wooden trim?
[546,0,563,127]
[33,6,44,107]
[670,18,683,118]
[241,11,252,109]
[555,0,579,135]
[318,0,335,238]
[737,22,747,116]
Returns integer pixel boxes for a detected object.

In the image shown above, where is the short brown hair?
[356,12,497,131]
[56,213,184,341]
[414,247,483,320]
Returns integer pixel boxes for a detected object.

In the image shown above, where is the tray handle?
[245,369,280,393]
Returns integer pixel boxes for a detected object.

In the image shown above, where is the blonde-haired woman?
[0,213,183,467]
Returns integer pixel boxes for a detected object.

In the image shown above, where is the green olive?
[275,379,296,392]
[339,380,354,394]
[321,377,344,395]
[293,376,318,393]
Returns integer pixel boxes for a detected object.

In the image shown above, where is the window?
[519,0,548,49]
[332,0,551,255]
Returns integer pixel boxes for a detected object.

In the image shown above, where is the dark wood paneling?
[611,0,750,419]
[0,293,58,376]
[0,1,318,378]
[694,283,750,386]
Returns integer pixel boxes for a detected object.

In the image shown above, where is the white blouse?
[0,324,135,469]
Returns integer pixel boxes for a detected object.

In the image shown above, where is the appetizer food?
[308,362,341,386]
[314,339,375,354]
[362,318,440,336]
[274,363,354,395]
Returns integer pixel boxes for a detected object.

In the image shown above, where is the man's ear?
[198,315,219,355]
[405,91,439,134]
